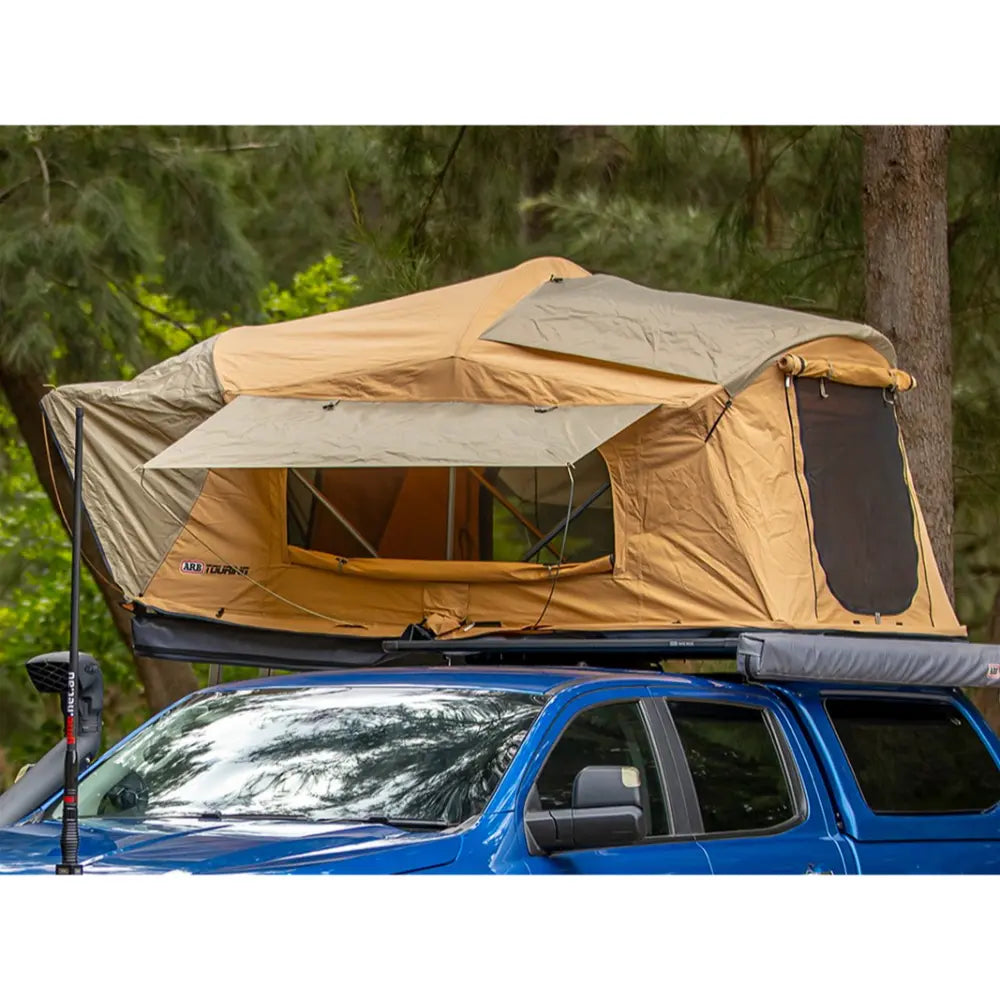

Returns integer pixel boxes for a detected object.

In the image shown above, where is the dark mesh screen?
[794,380,919,616]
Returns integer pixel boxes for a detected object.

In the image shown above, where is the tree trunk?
[862,129,999,735]
[0,368,198,714]
[862,126,954,599]
[970,586,1000,734]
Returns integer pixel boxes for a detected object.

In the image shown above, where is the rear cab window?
[787,690,1000,843]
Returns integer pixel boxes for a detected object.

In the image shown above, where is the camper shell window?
[793,379,919,616]
[286,450,615,564]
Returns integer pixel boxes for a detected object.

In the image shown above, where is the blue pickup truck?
[1,655,998,874]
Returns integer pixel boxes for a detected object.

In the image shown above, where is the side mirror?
[525,765,646,855]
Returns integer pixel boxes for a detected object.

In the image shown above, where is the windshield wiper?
[142,811,451,829]
[144,810,318,823]
[344,816,452,830]
[199,810,319,823]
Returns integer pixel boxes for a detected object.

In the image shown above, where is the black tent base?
[129,606,998,689]
[131,608,742,670]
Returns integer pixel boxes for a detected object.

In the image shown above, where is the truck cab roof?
[207,663,957,701]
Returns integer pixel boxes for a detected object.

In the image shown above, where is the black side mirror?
[525,765,646,855]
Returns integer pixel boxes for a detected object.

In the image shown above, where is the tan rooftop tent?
[40,256,963,664]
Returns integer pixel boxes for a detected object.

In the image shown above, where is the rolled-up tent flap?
[777,354,915,391]
[738,632,1000,687]
[144,397,659,470]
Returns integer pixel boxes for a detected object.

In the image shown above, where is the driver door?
[519,691,711,874]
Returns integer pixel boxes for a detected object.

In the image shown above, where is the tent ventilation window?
[793,379,919,616]
[286,450,615,564]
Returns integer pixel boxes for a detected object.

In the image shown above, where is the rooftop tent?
[39,256,963,663]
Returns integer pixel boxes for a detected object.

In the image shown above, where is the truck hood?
[0,817,462,874]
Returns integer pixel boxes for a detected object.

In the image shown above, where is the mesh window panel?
[794,380,919,616]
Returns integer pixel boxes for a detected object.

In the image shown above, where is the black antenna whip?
[56,406,84,875]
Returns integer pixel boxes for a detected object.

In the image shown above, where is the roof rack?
[381,634,740,665]
[132,609,994,688]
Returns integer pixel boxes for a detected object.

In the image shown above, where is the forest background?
[1,124,995,786]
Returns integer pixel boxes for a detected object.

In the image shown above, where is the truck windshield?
[46,686,545,827]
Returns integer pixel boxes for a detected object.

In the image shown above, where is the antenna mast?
[55,406,85,875]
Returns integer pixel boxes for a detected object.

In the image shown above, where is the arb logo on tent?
[180,560,205,575]
[988,663,1000,681]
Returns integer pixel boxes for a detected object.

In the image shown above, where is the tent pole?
[446,467,456,560]
[521,482,611,562]
[290,468,378,558]
[468,469,561,558]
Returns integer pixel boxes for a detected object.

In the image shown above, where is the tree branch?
[192,142,281,154]
[95,266,197,343]
[411,126,467,250]
[31,144,51,225]
[0,176,30,207]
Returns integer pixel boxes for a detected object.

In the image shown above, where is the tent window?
[285,450,615,564]
[793,380,919,616]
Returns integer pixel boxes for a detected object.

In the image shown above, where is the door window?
[669,700,798,834]
[534,701,669,836]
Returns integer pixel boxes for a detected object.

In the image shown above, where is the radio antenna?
[56,406,85,876]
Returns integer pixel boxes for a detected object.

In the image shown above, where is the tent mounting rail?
[382,635,740,658]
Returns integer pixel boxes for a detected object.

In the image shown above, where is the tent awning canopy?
[144,397,659,470]
[481,274,896,395]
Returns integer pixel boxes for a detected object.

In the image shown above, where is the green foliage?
[0,126,271,380]
[0,408,143,786]
[0,252,360,787]
[4,123,1000,774]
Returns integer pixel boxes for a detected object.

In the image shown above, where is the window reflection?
[52,687,545,826]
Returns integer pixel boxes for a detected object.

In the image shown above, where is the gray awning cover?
[738,631,1000,688]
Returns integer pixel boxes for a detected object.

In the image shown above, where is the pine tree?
[0,126,274,711]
